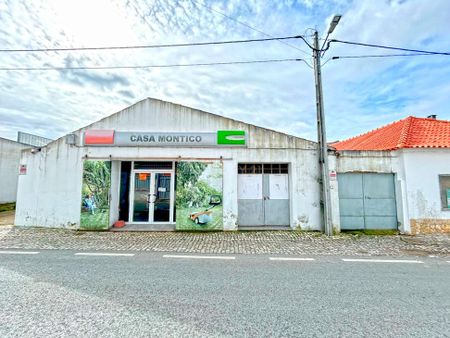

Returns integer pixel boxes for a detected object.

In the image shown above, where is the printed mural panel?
[80,160,111,230]
[175,161,223,230]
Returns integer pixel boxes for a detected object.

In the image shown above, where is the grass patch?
[342,229,399,236]
[80,209,109,230]
[0,203,15,212]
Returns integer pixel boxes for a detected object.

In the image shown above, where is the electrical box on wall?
[65,134,77,145]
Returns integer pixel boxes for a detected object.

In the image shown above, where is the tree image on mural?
[176,161,223,230]
[80,160,111,230]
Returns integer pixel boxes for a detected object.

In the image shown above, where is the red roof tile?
[332,116,450,151]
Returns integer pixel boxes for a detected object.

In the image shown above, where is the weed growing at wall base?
[80,210,109,230]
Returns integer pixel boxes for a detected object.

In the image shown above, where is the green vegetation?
[176,162,216,209]
[175,162,223,230]
[82,160,111,208]
[176,180,221,209]
[0,203,15,212]
[80,160,111,231]
[342,229,399,236]
[80,210,109,230]
[176,205,223,231]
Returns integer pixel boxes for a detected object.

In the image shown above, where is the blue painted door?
[338,173,397,230]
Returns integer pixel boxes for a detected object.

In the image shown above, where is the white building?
[332,116,450,235]
[15,98,325,231]
[0,137,30,204]
[14,100,450,235]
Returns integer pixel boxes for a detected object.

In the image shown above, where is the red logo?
[84,130,114,145]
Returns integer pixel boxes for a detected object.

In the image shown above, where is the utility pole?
[313,30,333,236]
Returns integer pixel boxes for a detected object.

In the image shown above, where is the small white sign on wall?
[269,174,289,200]
[238,174,263,200]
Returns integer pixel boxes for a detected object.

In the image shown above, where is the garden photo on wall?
[176,161,223,230]
[80,160,111,230]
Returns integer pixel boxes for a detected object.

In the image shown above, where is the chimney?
[427,114,437,119]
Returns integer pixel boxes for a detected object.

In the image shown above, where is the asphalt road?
[0,250,449,338]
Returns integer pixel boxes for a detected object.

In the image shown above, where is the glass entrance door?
[132,172,151,222]
[131,171,173,223]
[152,173,171,222]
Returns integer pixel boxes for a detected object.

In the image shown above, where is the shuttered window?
[238,163,288,174]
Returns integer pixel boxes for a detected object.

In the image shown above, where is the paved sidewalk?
[0,225,449,257]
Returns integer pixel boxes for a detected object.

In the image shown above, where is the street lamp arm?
[320,33,330,52]
[320,39,332,57]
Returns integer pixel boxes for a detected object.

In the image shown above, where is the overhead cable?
[0,36,302,53]
[191,0,312,56]
[332,53,444,59]
[0,58,304,71]
[331,39,450,56]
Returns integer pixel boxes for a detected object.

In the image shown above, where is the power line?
[0,35,302,53]
[332,53,443,60]
[331,39,450,56]
[0,58,304,71]
[190,0,312,57]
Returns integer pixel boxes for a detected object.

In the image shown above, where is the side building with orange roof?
[331,116,450,235]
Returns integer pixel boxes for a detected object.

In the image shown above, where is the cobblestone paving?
[0,226,449,257]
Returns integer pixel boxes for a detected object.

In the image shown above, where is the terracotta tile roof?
[332,116,450,151]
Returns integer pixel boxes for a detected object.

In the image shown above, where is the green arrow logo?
[217,130,246,145]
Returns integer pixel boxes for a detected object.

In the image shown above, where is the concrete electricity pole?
[312,15,341,236]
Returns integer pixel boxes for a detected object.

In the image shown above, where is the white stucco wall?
[15,98,322,230]
[15,139,84,228]
[335,150,397,173]
[399,149,450,221]
[0,138,30,204]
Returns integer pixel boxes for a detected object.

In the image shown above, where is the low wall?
[410,219,450,235]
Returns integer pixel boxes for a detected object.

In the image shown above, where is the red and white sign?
[19,164,27,175]
[329,170,337,180]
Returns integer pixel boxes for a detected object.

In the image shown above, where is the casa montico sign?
[83,130,246,147]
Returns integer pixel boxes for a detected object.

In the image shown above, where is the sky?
[1,0,450,143]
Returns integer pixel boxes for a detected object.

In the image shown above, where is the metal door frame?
[128,163,175,224]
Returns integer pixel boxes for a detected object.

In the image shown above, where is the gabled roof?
[45,97,316,149]
[332,116,450,151]
[0,136,30,147]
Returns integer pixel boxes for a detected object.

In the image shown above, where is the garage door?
[237,163,290,227]
[338,173,397,230]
